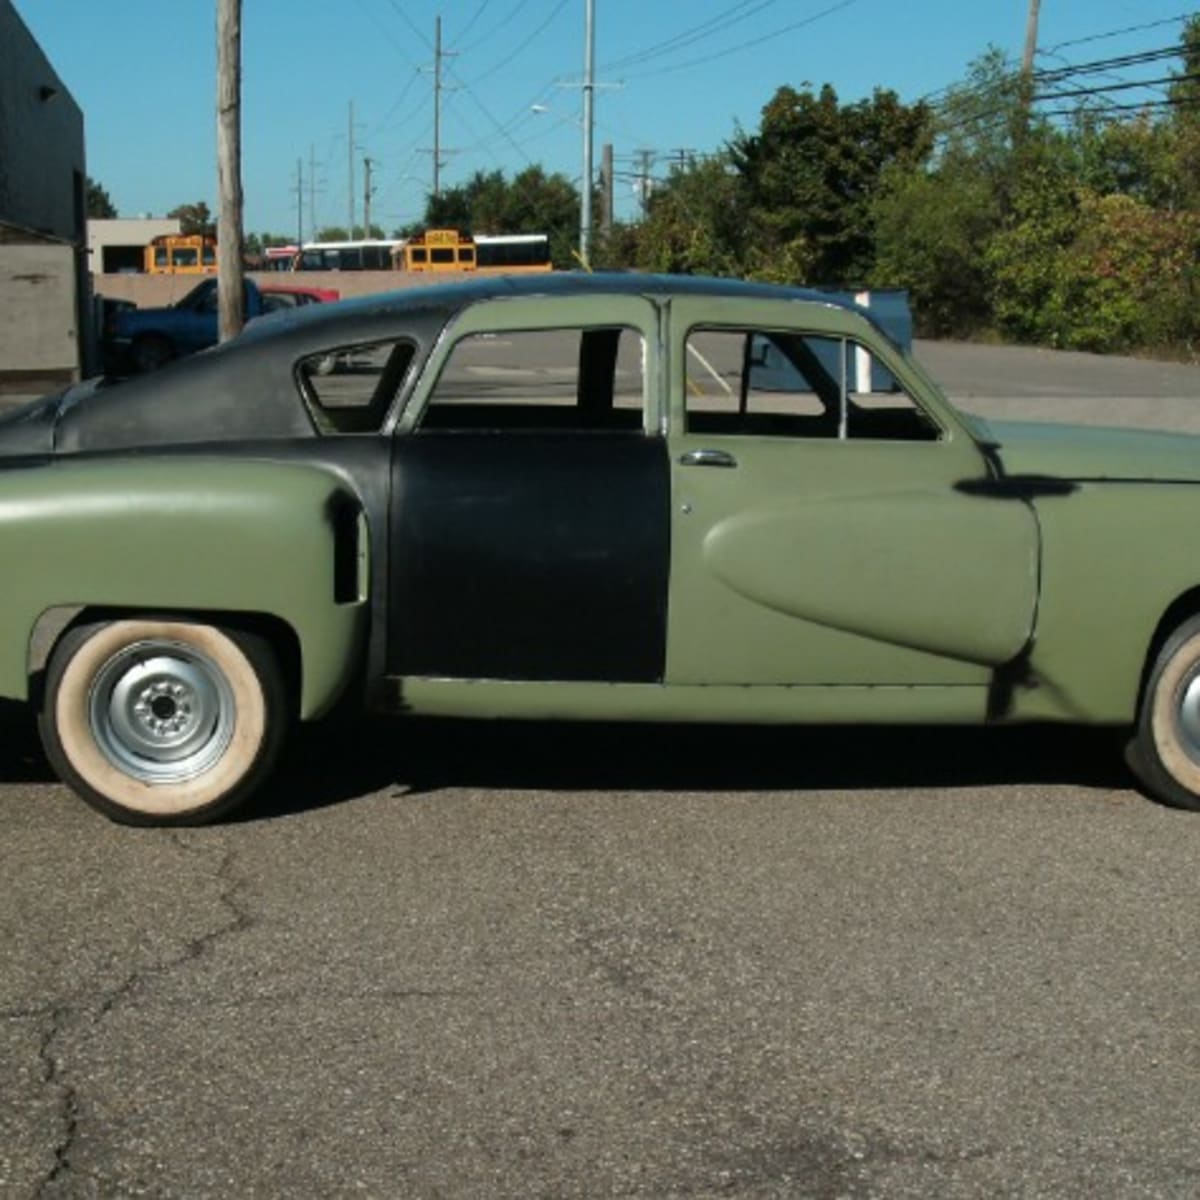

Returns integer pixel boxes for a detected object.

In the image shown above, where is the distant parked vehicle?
[102,279,340,374]
[144,234,218,275]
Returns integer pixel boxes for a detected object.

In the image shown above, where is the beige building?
[0,0,91,396]
[88,216,181,276]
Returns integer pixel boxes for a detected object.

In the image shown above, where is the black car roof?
[51,273,868,456]
[235,271,855,351]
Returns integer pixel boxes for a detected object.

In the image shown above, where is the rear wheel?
[1129,615,1200,811]
[39,619,287,825]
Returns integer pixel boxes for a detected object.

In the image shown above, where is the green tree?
[85,176,117,219]
[632,154,746,277]
[872,50,1023,336]
[729,83,933,284]
[168,201,214,237]
[314,224,385,241]
[1168,14,1200,208]
[420,166,580,267]
[1073,112,1178,209]
[872,161,999,336]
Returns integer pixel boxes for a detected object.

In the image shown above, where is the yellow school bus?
[144,234,217,275]
[394,229,552,273]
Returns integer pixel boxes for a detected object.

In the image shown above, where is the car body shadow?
[0,701,55,783]
[0,700,1136,821]
[241,716,1136,823]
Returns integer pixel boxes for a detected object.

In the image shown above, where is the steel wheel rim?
[1174,668,1200,765]
[88,640,236,783]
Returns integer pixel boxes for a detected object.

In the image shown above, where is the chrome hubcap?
[89,641,235,783]
[1176,670,1200,763]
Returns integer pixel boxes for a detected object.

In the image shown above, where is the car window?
[261,292,299,313]
[685,327,940,442]
[417,326,646,434]
[296,339,414,435]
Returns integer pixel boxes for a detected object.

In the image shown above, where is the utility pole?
[347,100,355,236]
[635,149,655,219]
[433,17,443,198]
[580,0,596,264]
[309,143,318,243]
[363,156,374,238]
[1019,0,1041,134]
[421,17,457,199]
[1021,0,1041,81]
[294,157,304,253]
[216,0,244,341]
[600,142,613,236]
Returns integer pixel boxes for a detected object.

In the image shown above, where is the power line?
[623,0,863,81]
[1034,70,1200,104]
[599,0,782,73]
[383,0,432,50]
[349,0,422,68]
[1043,12,1193,55]
[1038,93,1200,119]
[453,0,534,54]
[1034,44,1187,84]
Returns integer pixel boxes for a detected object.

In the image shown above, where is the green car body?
[0,273,1196,822]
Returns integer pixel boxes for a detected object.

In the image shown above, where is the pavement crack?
[97,843,254,1019]
[34,1006,79,1197]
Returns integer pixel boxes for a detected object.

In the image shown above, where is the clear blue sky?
[16,0,1198,236]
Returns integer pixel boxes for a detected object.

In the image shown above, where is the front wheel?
[39,620,287,825]
[1128,615,1200,811]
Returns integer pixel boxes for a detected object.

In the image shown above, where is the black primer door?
[387,433,669,682]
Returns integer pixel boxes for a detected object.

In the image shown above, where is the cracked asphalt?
[3,342,1200,1197]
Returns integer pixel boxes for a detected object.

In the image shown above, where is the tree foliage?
[402,19,1200,356]
[314,224,386,241]
[86,177,117,219]
[168,201,214,237]
[730,84,933,284]
[415,166,580,268]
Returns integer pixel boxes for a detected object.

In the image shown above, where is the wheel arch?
[0,458,370,720]
[1133,584,1200,719]
[29,606,304,718]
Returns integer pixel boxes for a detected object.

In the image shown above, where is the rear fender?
[0,458,368,719]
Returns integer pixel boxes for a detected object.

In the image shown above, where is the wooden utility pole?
[1018,0,1041,134]
[600,142,614,236]
[1021,0,1041,81]
[363,156,373,237]
[348,101,356,236]
[216,0,244,341]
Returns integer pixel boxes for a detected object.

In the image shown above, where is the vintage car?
[1,273,1199,824]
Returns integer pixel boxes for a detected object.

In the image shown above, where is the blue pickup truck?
[102,278,337,374]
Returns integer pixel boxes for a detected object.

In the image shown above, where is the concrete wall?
[0,1,90,392]
[0,243,81,380]
[0,1,86,243]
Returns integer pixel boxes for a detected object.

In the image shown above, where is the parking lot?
[3,340,1200,1197]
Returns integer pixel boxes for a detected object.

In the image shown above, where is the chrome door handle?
[679,448,738,469]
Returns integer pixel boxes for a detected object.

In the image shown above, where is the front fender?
[0,458,368,719]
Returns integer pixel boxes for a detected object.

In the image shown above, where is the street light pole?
[580,0,595,266]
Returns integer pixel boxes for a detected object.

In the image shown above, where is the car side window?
[417,326,646,434]
[685,327,940,442]
[296,340,414,435]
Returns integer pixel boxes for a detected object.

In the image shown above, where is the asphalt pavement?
[2,339,1200,1197]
